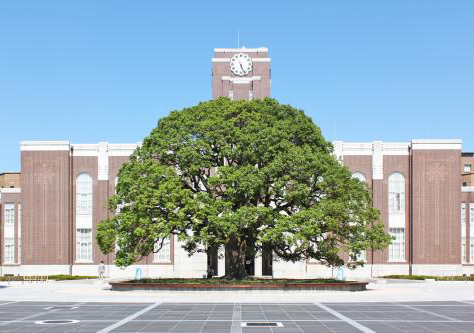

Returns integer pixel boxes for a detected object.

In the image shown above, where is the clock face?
[230,53,252,76]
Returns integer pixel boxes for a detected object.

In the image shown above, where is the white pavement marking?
[96,302,161,333]
[0,301,19,307]
[231,303,242,333]
[458,300,474,305]
[314,302,376,333]
[394,303,460,322]
[0,301,85,327]
[10,319,474,323]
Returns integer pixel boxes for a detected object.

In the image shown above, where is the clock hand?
[239,62,245,72]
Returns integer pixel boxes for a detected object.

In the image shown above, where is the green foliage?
[97,98,391,277]
[131,278,342,285]
[0,275,98,281]
[381,275,430,280]
[382,275,474,281]
[48,275,98,281]
[435,276,474,281]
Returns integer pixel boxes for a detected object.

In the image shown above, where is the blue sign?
[337,266,345,281]
[135,267,142,280]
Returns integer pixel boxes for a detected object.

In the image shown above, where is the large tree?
[97,98,391,279]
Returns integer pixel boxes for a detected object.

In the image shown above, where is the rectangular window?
[4,204,15,225]
[470,203,474,226]
[18,204,21,263]
[3,204,15,264]
[76,228,92,262]
[356,250,366,262]
[462,203,467,263]
[462,237,467,263]
[470,203,474,263]
[77,192,92,215]
[465,164,472,173]
[388,228,405,261]
[389,189,405,214]
[154,237,171,263]
[470,239,474,263]
[4,238,14,264]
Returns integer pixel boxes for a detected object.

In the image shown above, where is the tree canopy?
[97,98,391,279]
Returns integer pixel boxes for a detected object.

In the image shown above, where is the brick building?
[1,47,473,278]
[0,172,20,189]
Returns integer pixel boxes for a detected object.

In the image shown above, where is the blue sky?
[1,1,473,171]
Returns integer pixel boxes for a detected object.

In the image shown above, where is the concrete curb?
[109,281,368,292]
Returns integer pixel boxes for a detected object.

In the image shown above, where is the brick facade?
[0,47,472,278]
[0,173,20,188]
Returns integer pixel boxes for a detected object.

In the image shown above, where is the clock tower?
[212,47,271,100]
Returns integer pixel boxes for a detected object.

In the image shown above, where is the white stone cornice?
[20,141,70,151]
[108,143,140,156]
[212,58,270,63]
[462,186,474,192]
[383,143,410,155]
[0,188,21,193]
[411,139,462,150]
[339,142,373,156]
[71,144,99,156]
[221,76,261,83]
[214,47,268,53]
[20,141,139,157]
[332,141,344,162]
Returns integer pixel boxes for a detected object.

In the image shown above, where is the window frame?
[18,204,21,264]
[352,172,366,183]
[3,237,15,264]
[388,172,405,214]
[4,203,15,226]
[462,203,467,263]
[75,173,93,263]
[76,228,93,263]
[388,228,406,262]
[470,203,474,263]
[153,237,172,264]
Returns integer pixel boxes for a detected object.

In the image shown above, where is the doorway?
[262,246,273,276]
[207,247,218,277]
[245,255,255,276]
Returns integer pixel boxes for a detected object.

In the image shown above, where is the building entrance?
[245,255,255,276]
[262,246,273,276]
[206,247,218,277]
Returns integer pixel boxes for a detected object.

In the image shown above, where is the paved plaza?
[1,281,474,332]
[1,300,474,332]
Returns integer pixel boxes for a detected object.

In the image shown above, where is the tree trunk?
[225,236,247,280]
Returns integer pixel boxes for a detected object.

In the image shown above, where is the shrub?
[381,275,474,281]
[0,275,98,281]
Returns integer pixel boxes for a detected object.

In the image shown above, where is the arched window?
[3,204,15,264]
[388,172,405,214]
[461,203,467,263]
[154,237,171,263]
[350,172,367,261]
[18,204,21,263]
[352,172,366,183]
[76,173,92,262]
[114,176,120,254]
[470,203,474,263]
[76,173,92,215]
[388,172,406,261]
